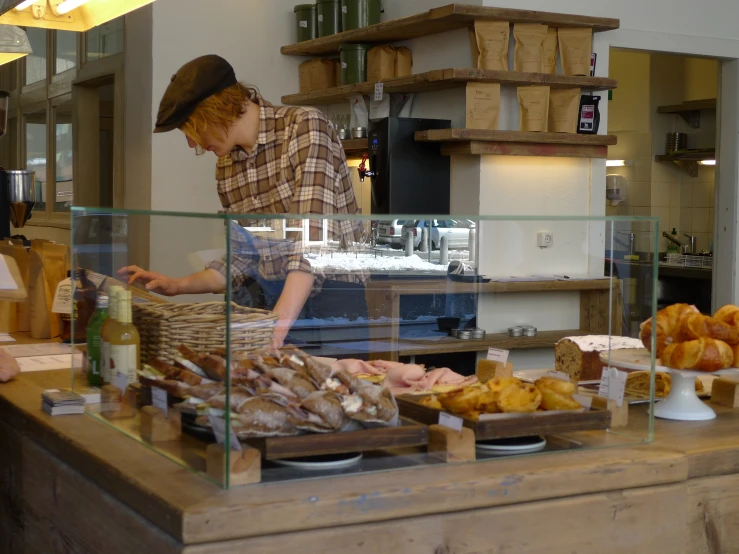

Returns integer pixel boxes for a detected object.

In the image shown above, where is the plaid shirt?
[207,97,364,290]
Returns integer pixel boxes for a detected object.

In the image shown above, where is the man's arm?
[271,271,315,348]
[120,266,226,296]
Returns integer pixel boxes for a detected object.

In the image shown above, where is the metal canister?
[666,132,687,153]
[458,330,473,340]
[523,327,538,337]
[508,326,523,337]
[471,328,486,340]
[450,329,459,338]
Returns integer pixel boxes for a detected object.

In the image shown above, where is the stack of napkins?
[42,389,85,416]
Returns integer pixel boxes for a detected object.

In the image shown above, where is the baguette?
[149,358,205,386]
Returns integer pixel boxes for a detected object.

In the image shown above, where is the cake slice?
[554,335,644,381]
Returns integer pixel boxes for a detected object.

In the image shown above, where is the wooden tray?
[244,418,428,461]
[397,397,611,441]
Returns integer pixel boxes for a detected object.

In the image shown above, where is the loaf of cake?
[554,335,644,381]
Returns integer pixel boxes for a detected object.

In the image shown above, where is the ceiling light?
[56,0,89,15]
[606,160,633,167]
[699,160,716,166]
[13,0,37,10]
[0,0,156,32]
[0,25,31,66]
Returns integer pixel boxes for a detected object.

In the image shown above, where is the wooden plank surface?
[658,98,717,113]
[686,474,739,554]
[183,484,686,554]
[366,277,612,295]
[245,419,428,460]
[282,69,618,106]
[416,128,618,146]
[281,4,620,56]
[441,141,609,158]
[340,138,368,156]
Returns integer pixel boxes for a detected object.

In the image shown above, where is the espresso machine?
[0,90,35,239]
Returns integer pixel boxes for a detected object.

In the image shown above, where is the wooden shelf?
[283,69,617,106]
[415,129,617,158]
[282,4,619,56]
[657,99,716,129]
[341,138,368,156]
[655,149,716,177]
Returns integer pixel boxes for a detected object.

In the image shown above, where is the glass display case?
[70,208,659,488]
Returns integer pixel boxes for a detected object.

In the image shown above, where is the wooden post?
[140,406,181,443]
[428,424,476,462]
[206,444,262,487]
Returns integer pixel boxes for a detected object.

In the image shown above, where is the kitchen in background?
[606,49,718,329]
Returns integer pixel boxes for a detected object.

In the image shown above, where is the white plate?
[598,349,667,371]
[273,453,363,470]
[476,436,547,454]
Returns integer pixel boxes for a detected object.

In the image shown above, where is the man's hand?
[118,266,181,296]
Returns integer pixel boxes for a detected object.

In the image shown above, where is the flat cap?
[154,54,237,133]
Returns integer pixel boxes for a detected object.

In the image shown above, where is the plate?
[598,349,667,371]
[475,436,547,454]
[273,452,363,470]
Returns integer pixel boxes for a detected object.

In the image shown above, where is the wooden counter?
[2,365,739,552]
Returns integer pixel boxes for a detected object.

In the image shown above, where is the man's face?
[185,127,233,157]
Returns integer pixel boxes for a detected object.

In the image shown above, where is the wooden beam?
[417,128,617,146]
[281,4,620,56]
[440,141,609,158]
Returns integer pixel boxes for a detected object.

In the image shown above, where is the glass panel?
[55,31,77,74]
[86,17,124,62]
[55,102,73,212]
[24,28,46,85]
[8,117,17,169]
[71,209,658,489]
[25,111,46,211]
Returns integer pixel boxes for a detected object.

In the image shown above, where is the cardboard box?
[396,47,413,77]
[368,45,396,82]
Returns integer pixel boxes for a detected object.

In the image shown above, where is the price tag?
[438,412,464,433]
[209,413,243,451]
[342,5,347,12]
[573,394,593,410]
[51,279,72,314]
[598,367,627,408]
[151,387,169,418]
[299,20,308,28]
[487,348,509,364]
[374,82,384,101]
[113,371,128,394]
[547,371,572,382]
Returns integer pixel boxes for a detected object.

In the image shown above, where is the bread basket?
[133,301,276,363]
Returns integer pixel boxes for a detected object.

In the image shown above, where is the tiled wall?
[679,167,715,252]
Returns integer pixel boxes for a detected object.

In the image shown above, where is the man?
[121,55,365,347]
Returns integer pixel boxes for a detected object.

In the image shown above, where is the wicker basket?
[133,302,277,363]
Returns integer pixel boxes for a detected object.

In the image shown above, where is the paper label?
[151,387,169,418]
[487,348,509,364]
[547,371,572,382]
[113,371,128,393]
[573,394,593,410]
[209,413,242,451]
[590,53,597,76]
[109,344,138,385]
[318,14,324,22]
[342,5,347,12]
[374,82,384,101]
[598,367,627,408]
[299,20,308,28]
[438,412,464,432]
[579,105,595,131]
[341,62,347,69]
[51,279,72,314]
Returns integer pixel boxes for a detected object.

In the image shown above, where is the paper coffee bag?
[559,28,593,76]
[466,83,501,131]
[542,28,559,74]
[474,21,510,71]
[368,45,396,82]
[549,88,581,133]
[518,86,550,132]
[514,23,548,73]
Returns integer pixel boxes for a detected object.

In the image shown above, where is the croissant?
[640,304,699,356]
[661,338,734,372]
[715,305,739,327]
[677,313,739,345]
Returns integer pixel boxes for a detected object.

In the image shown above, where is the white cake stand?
[654,368,730,421]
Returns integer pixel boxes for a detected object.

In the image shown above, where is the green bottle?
[86,293,109,387]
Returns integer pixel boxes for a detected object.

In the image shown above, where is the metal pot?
[4,169,35,228]
[351,126,367,139]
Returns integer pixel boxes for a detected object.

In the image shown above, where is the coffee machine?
[361,117,451,214]
[0,90,35,239]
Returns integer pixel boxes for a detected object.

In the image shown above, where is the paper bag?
[309,59,337,91]
[0,244,30,330]
[29,251,53,338]
[466,83,501,130]
[299,60,312,94]
[395,47,413,77]
[368,45,396,82]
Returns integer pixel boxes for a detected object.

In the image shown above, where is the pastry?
[418,395,443,410]
[555,335,644,380]
[535,376,576,396]
[497,383,542,413]
[438,387,481,414]
[625,371,672,398]
[639,304,699,356]
[485,376,522,395]
[292,391,347,432]
[661,337,734,372]
[714,305,739,327]
[677,313,739,345]
[255,361,317,399]
[538,388,581,411]
[476,386,500,413]
[234,397,296,437]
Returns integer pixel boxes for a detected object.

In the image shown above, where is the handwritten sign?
[438,412,464,432]
[51,279,72,314]
[113,371,128,394]
[598,367,627,408]
[151,387,169,418]
[487,348,509,364]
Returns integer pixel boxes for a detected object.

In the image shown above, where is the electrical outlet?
[537,232,553,248]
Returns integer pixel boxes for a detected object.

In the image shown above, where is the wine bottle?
[86,294,108,387]
[108,290,140,385]
[101,285,123,385]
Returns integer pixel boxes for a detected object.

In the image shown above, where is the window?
[55,31,77,74]
[25,28,47,86]
[55,103,73,212]
[25,111,47,211]
[87,17,124,62]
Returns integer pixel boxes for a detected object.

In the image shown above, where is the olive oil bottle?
[108,290,140,385]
